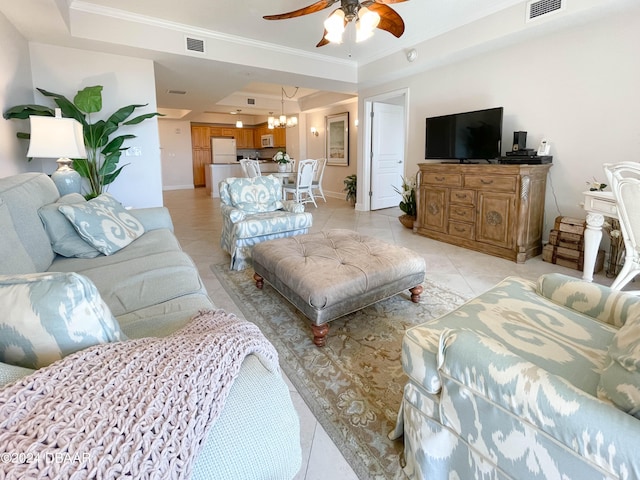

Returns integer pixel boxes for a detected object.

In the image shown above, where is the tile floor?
[163,187,625,480]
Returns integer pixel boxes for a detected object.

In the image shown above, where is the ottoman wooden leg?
[409,285,423,303]
[310,323,330,347]
[253,273,264,289]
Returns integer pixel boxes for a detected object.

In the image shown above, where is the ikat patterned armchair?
[219,175,313,270]
[391,273,640,479]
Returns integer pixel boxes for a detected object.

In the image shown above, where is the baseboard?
[162,185,194,191]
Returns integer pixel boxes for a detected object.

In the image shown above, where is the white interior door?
[370,102,405,210]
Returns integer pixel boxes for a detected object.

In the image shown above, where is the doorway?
[362,89,409,211]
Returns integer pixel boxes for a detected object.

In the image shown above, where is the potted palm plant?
[343,174,357,206]
[393,175,417,228]
[4,85,162,199]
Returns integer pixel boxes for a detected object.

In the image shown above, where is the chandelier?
[268,87,298,129]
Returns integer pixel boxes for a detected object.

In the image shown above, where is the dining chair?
[603,161,640,293]
[283,159,296,185]
[283,159,317,207]
[310,158,327,202]
[239,159,261,178]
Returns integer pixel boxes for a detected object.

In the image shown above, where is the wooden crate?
[542,244,604,273]
[548,229,584,251]
[553,216,586,235]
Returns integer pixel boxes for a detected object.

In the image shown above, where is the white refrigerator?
[211,137,237,164]
[206,137,240,198]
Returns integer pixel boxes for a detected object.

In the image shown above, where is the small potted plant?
[273,150,291,172]
[343,174,357,207]
[393,175,417,229]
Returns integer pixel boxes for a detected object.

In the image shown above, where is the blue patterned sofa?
[0,173,301,479]
[219,175,313,270]
[392,273,640,479]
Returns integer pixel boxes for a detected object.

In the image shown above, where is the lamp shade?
[26,115,87,159]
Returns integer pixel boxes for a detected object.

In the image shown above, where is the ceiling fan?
[263,0,408,47]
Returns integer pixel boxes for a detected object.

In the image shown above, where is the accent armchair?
[392,273,640,479]
[219,175,313,270]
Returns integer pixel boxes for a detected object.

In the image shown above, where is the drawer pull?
[481,179,493,185]
[455,209,467,216]
[455,193,467,199]
[454,226,466,232]
[435,176,445,181]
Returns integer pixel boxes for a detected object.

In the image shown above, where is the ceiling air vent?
[247,98,256,105]
[167,89,186,95]
[185,36,205,53]
[526,0,564,22]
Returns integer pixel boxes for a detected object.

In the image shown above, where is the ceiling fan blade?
[316,29,330,47]
[367,3,405,38]
[263,0,338,20]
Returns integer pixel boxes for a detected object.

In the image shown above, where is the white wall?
[28,43,162,208]
[359,7,640,234]
[0,12,33,177]
[302,99,358,199]
[158,119,194,190]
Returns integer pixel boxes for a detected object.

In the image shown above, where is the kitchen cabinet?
[191,126,212,187]
[415,163,551,263]
[273,127,286,148]
[235,128,255,149]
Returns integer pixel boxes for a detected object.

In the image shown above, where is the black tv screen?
[425,107,503,162]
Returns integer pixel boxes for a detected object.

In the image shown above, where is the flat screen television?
[425,107,503,163]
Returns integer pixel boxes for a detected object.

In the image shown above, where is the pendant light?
[268,87,299,128]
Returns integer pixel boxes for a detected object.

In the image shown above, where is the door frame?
[359,88,410,211]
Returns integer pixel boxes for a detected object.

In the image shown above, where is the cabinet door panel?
[419,186,448,233]
[192,149,211,187]
[476,192,515,248]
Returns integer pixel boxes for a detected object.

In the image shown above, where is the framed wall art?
[326,112,349,166]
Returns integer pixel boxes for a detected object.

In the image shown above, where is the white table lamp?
[27,109,87,196]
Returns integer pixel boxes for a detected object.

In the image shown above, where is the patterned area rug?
[212,263,469,480]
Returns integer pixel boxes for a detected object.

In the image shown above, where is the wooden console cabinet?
[415,163,551,263]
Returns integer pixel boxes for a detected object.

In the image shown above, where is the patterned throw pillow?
[598,315,640,418]
[0,272,126,369]
[38,193,102,258]
[227,177,283,213]
[58,193,145,255]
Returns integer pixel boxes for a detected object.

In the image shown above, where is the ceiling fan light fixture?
[356,7,379,42]
[358,7,380,31]
[324,9,345,43]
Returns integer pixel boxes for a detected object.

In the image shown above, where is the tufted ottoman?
[252,229,426,346]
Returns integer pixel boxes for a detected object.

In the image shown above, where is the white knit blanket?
[0,309,279,480]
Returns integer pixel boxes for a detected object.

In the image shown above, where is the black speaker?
[512,131,527,151]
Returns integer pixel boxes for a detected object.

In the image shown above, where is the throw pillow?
[227,177,283,213]
[38,193,102,258]
[598,314,640,418]
[59,193,145,255]
[0,272,126,369]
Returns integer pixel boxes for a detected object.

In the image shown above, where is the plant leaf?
[37,88,86,125]
[107,104,144,125]
[102,134,135,155]
[73,86,103,114]
[123,112,164,125]
[3,104,54,120]
[103,165,128,186]
[99,151,123,176]
[73,159,92,179]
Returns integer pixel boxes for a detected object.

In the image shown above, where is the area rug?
[212,263,470,480]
